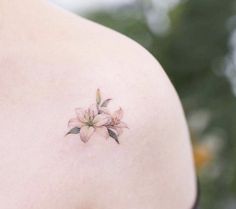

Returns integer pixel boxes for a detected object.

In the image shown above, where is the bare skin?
[0,0,197,209]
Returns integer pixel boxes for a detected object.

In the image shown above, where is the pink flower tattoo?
[65,89,128,144]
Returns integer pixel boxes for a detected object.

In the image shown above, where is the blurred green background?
[53,0,236,208]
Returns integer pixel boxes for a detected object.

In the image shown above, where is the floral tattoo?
[65,89,128,144]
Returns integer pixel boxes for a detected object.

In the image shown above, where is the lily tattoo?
[65,89,128,144]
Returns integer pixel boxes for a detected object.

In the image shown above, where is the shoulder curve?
[47,4,168,82]
[52,10,197,209]
[77,16,197,206]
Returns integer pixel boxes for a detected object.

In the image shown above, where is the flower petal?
[75,108,87,123]
[80,126,95,143]
[114,127,123,136]
[113,107,124,120]
[115,121,128,128]
[95,126,109,139]
[68,117,82,128]
[99,106,110,114]
[93,114,111,127]
[89,104,98,117]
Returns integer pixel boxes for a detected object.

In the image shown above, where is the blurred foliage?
[78,0,236,208]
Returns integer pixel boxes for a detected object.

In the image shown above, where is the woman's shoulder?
[52,12,197,209]
[43,6,197,207]
[0,4,197,208]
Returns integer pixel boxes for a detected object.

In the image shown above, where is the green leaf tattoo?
[65,127,80,136]
[108,129,120,144]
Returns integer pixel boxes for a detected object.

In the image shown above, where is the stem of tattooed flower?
[96,104,101,114]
